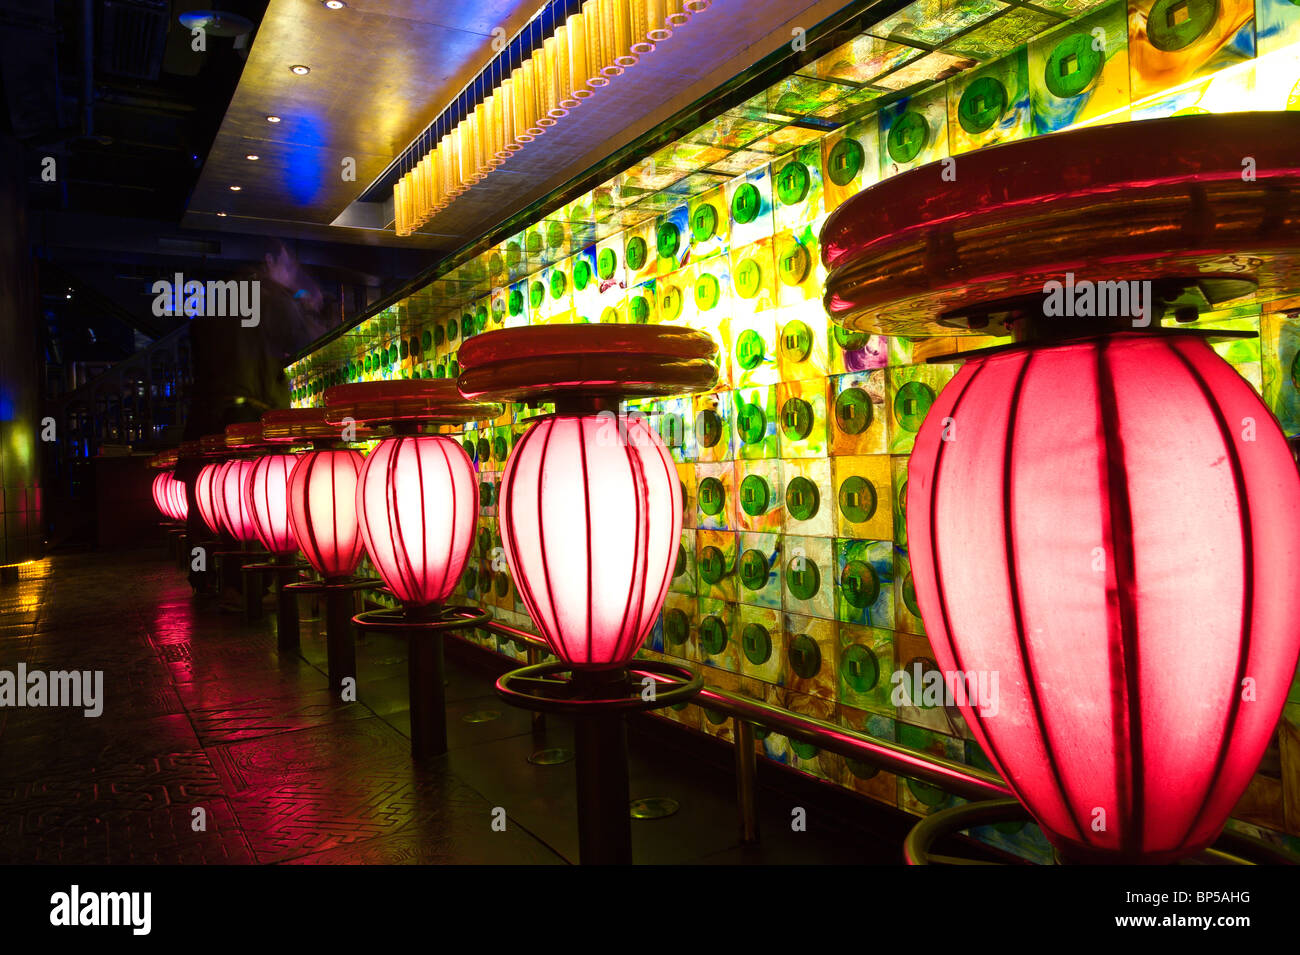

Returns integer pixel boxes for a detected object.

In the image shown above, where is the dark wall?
[94,455,159,551]
[0,132,43,565]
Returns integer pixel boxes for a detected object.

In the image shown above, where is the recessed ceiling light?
[323,0,346,8]
[266,115,282,123]
[245,154,260,161]
[229,185,242,191]
[289,64,311,75]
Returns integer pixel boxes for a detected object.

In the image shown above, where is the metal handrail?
[354,591,1293,859]
[463,615,1014,842]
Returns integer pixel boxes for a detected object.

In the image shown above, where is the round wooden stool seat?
[455,324,718,404]
[821,112,1300,337]
[259,408,351,442]
[321,379,502,426]
[198,433,229,455]
[224,422,288,451]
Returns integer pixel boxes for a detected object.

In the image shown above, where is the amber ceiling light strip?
[393,0,710,236]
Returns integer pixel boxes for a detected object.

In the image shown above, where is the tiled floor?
[0,550,907,864]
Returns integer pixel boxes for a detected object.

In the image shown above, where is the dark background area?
[0,1,430,554]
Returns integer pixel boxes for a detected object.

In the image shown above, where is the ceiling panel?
[183,0,543,244]
[381,0,853,242]
[185,0,855,250]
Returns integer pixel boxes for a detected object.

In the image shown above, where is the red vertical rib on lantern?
[246,454,299,556]
[355,436,478,608]
[287,449,365,582]
[907,332,1300,863]
[498,413,680,669]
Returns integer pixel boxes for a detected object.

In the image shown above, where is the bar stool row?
[147,325,719,862]
[150,382,501,760]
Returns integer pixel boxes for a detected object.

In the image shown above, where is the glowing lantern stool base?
[823,112,1300,864]
[148,451,186,561]
[459,324,719,864]
[902,799,1300,867]
[171,444,203,576]
[190,438,228,583]
[269,408,375,698]
[496,660,702,864]
[248,410,327,649]
[189,434,240,598]
[224,422,298,627]
[351,605,491,759]
[324,379,502,759]
[174,441,203,577]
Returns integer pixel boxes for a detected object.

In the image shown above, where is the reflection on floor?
[0,550,911,864]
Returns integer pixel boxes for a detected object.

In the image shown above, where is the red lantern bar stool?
[236,418,313,651]
[458,324,717,864]
[270,408,379,701]
[220,423,298,628]
[210,427,272,622]
[175,439,207,574]
[822,111,1300,865]
[147,450,187,560]
[322,379,502,759]
[190,434,236,596]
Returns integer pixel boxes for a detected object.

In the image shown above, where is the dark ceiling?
[1,0,432,376]
[185,0,545,247]
[9,0,269,221]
